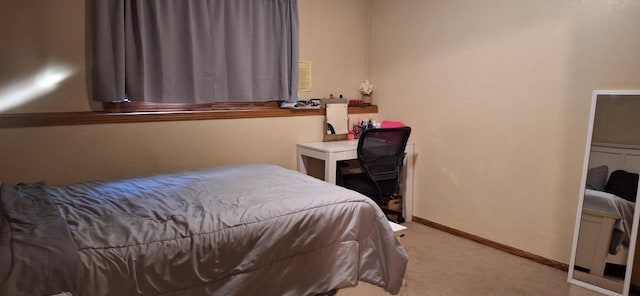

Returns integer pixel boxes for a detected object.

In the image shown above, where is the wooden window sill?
[0,105,378,128]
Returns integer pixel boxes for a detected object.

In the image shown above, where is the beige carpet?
[396,221,601,296]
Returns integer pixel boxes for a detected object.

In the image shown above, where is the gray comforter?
[0,164,407,296]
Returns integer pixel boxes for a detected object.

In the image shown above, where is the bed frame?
[340,226,407,296]
[575,143,640,276]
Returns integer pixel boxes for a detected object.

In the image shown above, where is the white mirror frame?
[568,90,640,296]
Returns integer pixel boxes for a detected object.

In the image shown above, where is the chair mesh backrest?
[357,127,411,196]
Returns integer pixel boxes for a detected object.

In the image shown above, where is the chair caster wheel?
[396,216,405,224]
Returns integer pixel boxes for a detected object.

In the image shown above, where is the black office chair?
[337,127,411,223]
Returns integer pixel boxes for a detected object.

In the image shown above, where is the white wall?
[0,0,373,184]
[369,0,640,262]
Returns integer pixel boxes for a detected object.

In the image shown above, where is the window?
[91,0,299,111]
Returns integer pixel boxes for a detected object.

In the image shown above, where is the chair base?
[383,209,405,224]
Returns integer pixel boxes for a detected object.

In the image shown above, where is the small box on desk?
[385,199,402,212]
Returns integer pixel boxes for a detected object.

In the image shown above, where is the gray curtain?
[91,0,299,103]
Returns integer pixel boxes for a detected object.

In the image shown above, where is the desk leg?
[297,147,307,175]
[403,145,414,222]
[325,153,337,185]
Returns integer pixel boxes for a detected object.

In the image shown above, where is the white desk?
[296,140,415,221]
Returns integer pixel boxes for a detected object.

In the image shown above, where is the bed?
[0,164,407,296]
[575,144,640,276]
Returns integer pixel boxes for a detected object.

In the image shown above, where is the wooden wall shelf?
[0,105,378,128]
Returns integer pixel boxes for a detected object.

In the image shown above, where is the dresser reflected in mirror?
[569,91,640,296]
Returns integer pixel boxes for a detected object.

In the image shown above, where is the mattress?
[0,164,407,296]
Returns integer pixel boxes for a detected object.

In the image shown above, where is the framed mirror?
[324,103,349,141]
[569,90,640,295]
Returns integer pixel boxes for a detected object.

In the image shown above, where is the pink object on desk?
[381,121,406,128]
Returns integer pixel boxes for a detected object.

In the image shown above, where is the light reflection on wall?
[0,65,74,112]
